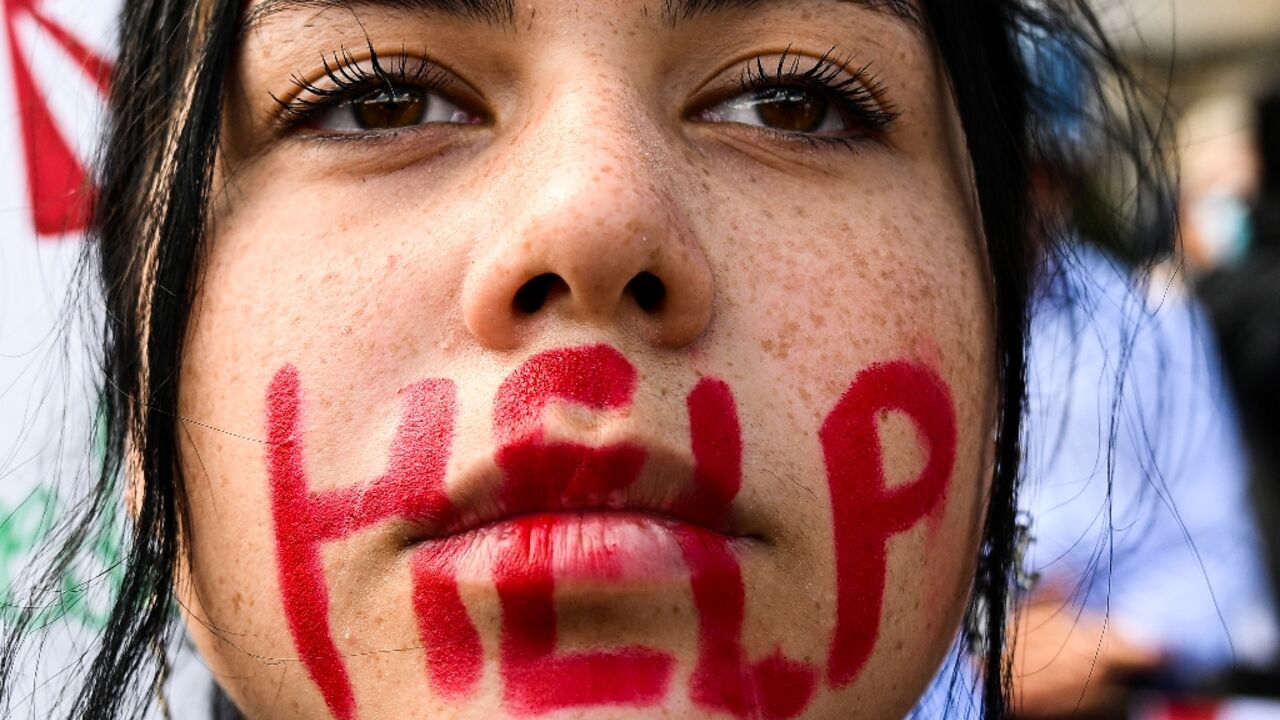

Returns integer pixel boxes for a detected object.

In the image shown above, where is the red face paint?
[410,545,484,698]
[680,528,819,720]
[265,351,956,719]
[819,360,958,687]
[490,346,674,713]
[677,378,819,719]
[491,342,635,445]
[267,366,473,720]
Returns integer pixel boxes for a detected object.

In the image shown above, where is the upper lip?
[394,343,764,548]
[406,434,760,544]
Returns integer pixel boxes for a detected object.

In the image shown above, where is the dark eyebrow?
[243,0,517,32]
[662,0,922,28]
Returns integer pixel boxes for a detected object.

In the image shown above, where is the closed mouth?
[396,429,764,582]
[416,499,757,544]
[396,343,764,579]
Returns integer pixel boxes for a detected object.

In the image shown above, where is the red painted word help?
[266,345,957,719]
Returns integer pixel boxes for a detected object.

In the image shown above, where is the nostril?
[513,273,568,315]
[627,271,666,313]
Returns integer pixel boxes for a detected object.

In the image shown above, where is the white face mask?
[1192,191,1253,267]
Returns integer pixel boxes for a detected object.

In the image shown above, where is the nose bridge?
[521,78,674,252]
[462,75,713,350]
[521,110,676,299]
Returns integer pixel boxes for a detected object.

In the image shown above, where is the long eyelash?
[272,44,453,130]
[737,45,901,139]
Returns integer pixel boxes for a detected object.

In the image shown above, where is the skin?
[1011,594,1161,719]
[174,0,998,717]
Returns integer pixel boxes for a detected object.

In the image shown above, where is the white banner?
[0,2,171,717]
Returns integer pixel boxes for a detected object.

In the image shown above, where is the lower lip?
[417,512,723,584]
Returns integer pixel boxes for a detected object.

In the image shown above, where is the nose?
[461,90,714,351]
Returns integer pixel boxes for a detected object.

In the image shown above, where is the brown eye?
[695,83,857,137]
[751,86,829,133]
[351,87,427,129]
[309,83,483,133]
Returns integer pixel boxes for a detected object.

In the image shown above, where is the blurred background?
[0,0,1278,718]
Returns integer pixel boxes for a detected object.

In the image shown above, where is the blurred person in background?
[1007,32,1279,720]
[1179,95,1260,275]
[1199,88,1280,636]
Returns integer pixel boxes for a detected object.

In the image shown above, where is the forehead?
[242,0,924,35]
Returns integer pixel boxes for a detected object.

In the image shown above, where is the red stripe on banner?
[4,0,111,239]
[28,6,110,91]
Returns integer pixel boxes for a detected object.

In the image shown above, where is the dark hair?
[0,1,1173,718]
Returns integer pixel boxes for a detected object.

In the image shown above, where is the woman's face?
[177,1,996,717]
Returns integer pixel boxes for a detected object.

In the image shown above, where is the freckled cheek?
[199,173,479,379]
[880,445,987,655]
[176,435,296,692]
[867,523,978,703]
[176,207,470,703]
[716,245,983,413]
[703,193,982,353]
[868,366,990,701]
[699,203,990,705]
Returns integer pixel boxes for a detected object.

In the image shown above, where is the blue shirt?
[910,247,1277,717]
